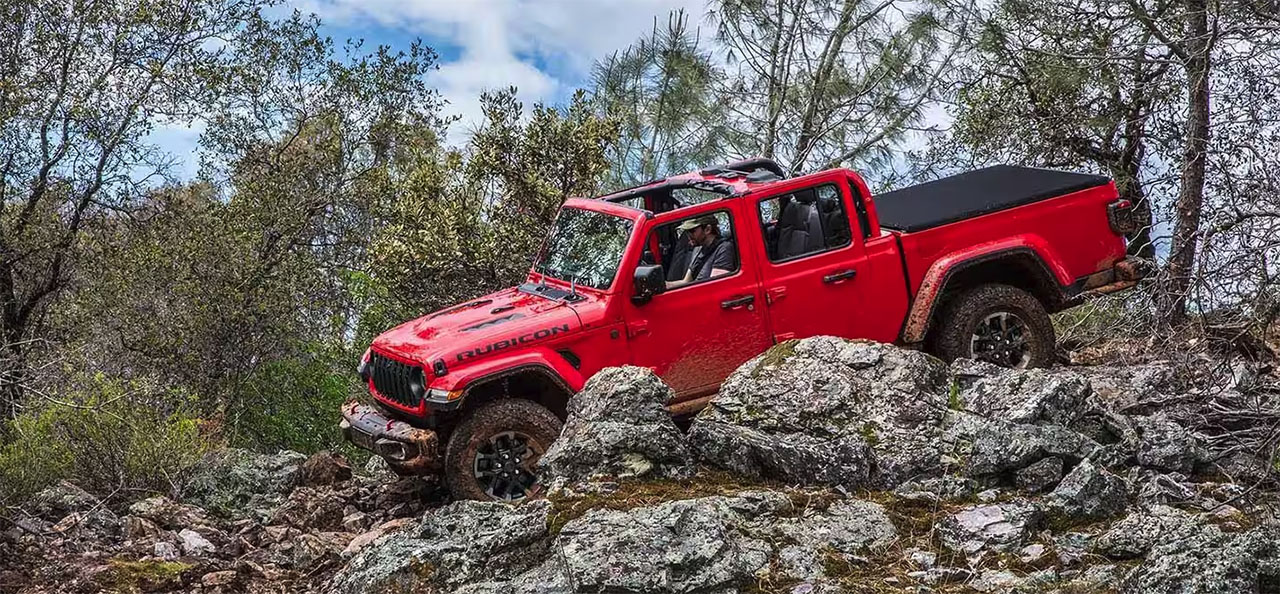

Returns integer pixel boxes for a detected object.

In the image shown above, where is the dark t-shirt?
[690,237,736,281]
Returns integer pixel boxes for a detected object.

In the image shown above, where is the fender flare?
[426,348,584,408]
[901,237,1069,344]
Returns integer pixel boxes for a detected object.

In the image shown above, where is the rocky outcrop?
[330,499,554,593]
[951,359,1093,425]
[938,501,1044,555]
[1123,522,1280,593]
[1015,456,1065,492]
[0,449,436,592]
[538,366,695,491]
[689,338,951,489]
[1048,458,1129,520]
[330,490,898,593]
[1134,414,1209,473]
[183,448,308,520]
[687,338,1147,493]
[1094,505,1197,559]
[5,338,1280,594]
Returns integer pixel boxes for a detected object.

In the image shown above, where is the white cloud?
[296,0,707,142]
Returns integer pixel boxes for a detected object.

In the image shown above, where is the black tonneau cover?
[874,165,1110,233]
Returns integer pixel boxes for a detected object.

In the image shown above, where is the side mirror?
[632,265,665,305]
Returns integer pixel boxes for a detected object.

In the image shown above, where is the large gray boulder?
[1122,523,1280,593]
[1134,414,1208,473]
[1016,456,1065,492]
[25,481,100,521]
[329,500,554,593]
[938,501,1044,555]
[943,412,1103,477]
[1094,505,1198,559]
[538,366,694,491]
[184,448,308,520]
[554,494,775,592]
[950,359,1092,425]
[1048,458,1129,520]
[1070,364,1176,412]
[331,490,901,593]
[689,338,951,489]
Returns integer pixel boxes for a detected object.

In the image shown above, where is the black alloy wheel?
[473,430,541,501]
[443,398,562,501]
[970,311,1032,368]
[932,283,1056,369]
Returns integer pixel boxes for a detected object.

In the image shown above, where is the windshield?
[534,207,634,290]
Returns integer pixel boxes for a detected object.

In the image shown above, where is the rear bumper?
[340,401,440,473]
[1070,257,1150,298]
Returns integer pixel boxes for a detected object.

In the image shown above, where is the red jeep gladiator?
[341,157,1143,501]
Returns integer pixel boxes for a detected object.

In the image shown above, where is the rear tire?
[932,284,1055,369]
[443,399,562,501]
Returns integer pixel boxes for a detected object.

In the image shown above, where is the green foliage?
[228,349,364,459]
[592,10,729,187]
[366,88,618,323]
[98,559,192,591]
[0,0,281,423]
[712,0,957,175]
[0,376,216,504]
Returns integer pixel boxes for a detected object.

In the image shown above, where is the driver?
[667,215,735,288]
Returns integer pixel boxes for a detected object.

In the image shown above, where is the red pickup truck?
[341,158,1142,501]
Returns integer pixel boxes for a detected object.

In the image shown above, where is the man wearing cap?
[667,215,736,289]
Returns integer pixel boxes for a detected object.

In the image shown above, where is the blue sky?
[153,0,707,178]
[297,0,708,131]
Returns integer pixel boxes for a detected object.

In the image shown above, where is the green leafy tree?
[0,0,269,424]
[50,11,449,448]
[364,88,618,334]
[948,0,1173,257]
[591,10,729,188]
[712,0,963,175]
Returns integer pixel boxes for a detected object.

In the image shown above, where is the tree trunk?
[0,253,24,425]
[0,318,25,428]
[1115,138,1156,258]
[790,0,858,172]
[1159,0,1211,328]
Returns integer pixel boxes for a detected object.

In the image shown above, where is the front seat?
[818,195,850,247]
[665,230,694,281]
[776,193,823,259]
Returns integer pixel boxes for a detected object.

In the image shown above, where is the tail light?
[1107,199,1136,235]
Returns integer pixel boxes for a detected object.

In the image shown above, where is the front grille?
[369,352,425,409]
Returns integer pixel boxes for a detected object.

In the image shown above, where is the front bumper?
[340,401,440,473]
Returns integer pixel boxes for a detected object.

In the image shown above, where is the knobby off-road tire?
[444,399,562,502]
[932,283,1055,369]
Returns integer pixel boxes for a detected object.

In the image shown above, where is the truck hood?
[370,285,587,368]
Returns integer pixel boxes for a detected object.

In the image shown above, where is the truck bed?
[874,165,1111,232]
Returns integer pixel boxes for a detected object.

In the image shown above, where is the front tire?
[443,399,562,501]
[932,284,1055,369]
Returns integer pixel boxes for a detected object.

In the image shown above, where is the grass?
[544,468,840,535]
[861,422,881,447]
[751,340,800,378]
[97,559,192,591]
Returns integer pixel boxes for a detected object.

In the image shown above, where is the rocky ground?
[4,337,1280,593]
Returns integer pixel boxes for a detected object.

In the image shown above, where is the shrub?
[0,375,217,505]
[227,349,365,460]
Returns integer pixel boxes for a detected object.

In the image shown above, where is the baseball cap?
[676,215,718,233]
